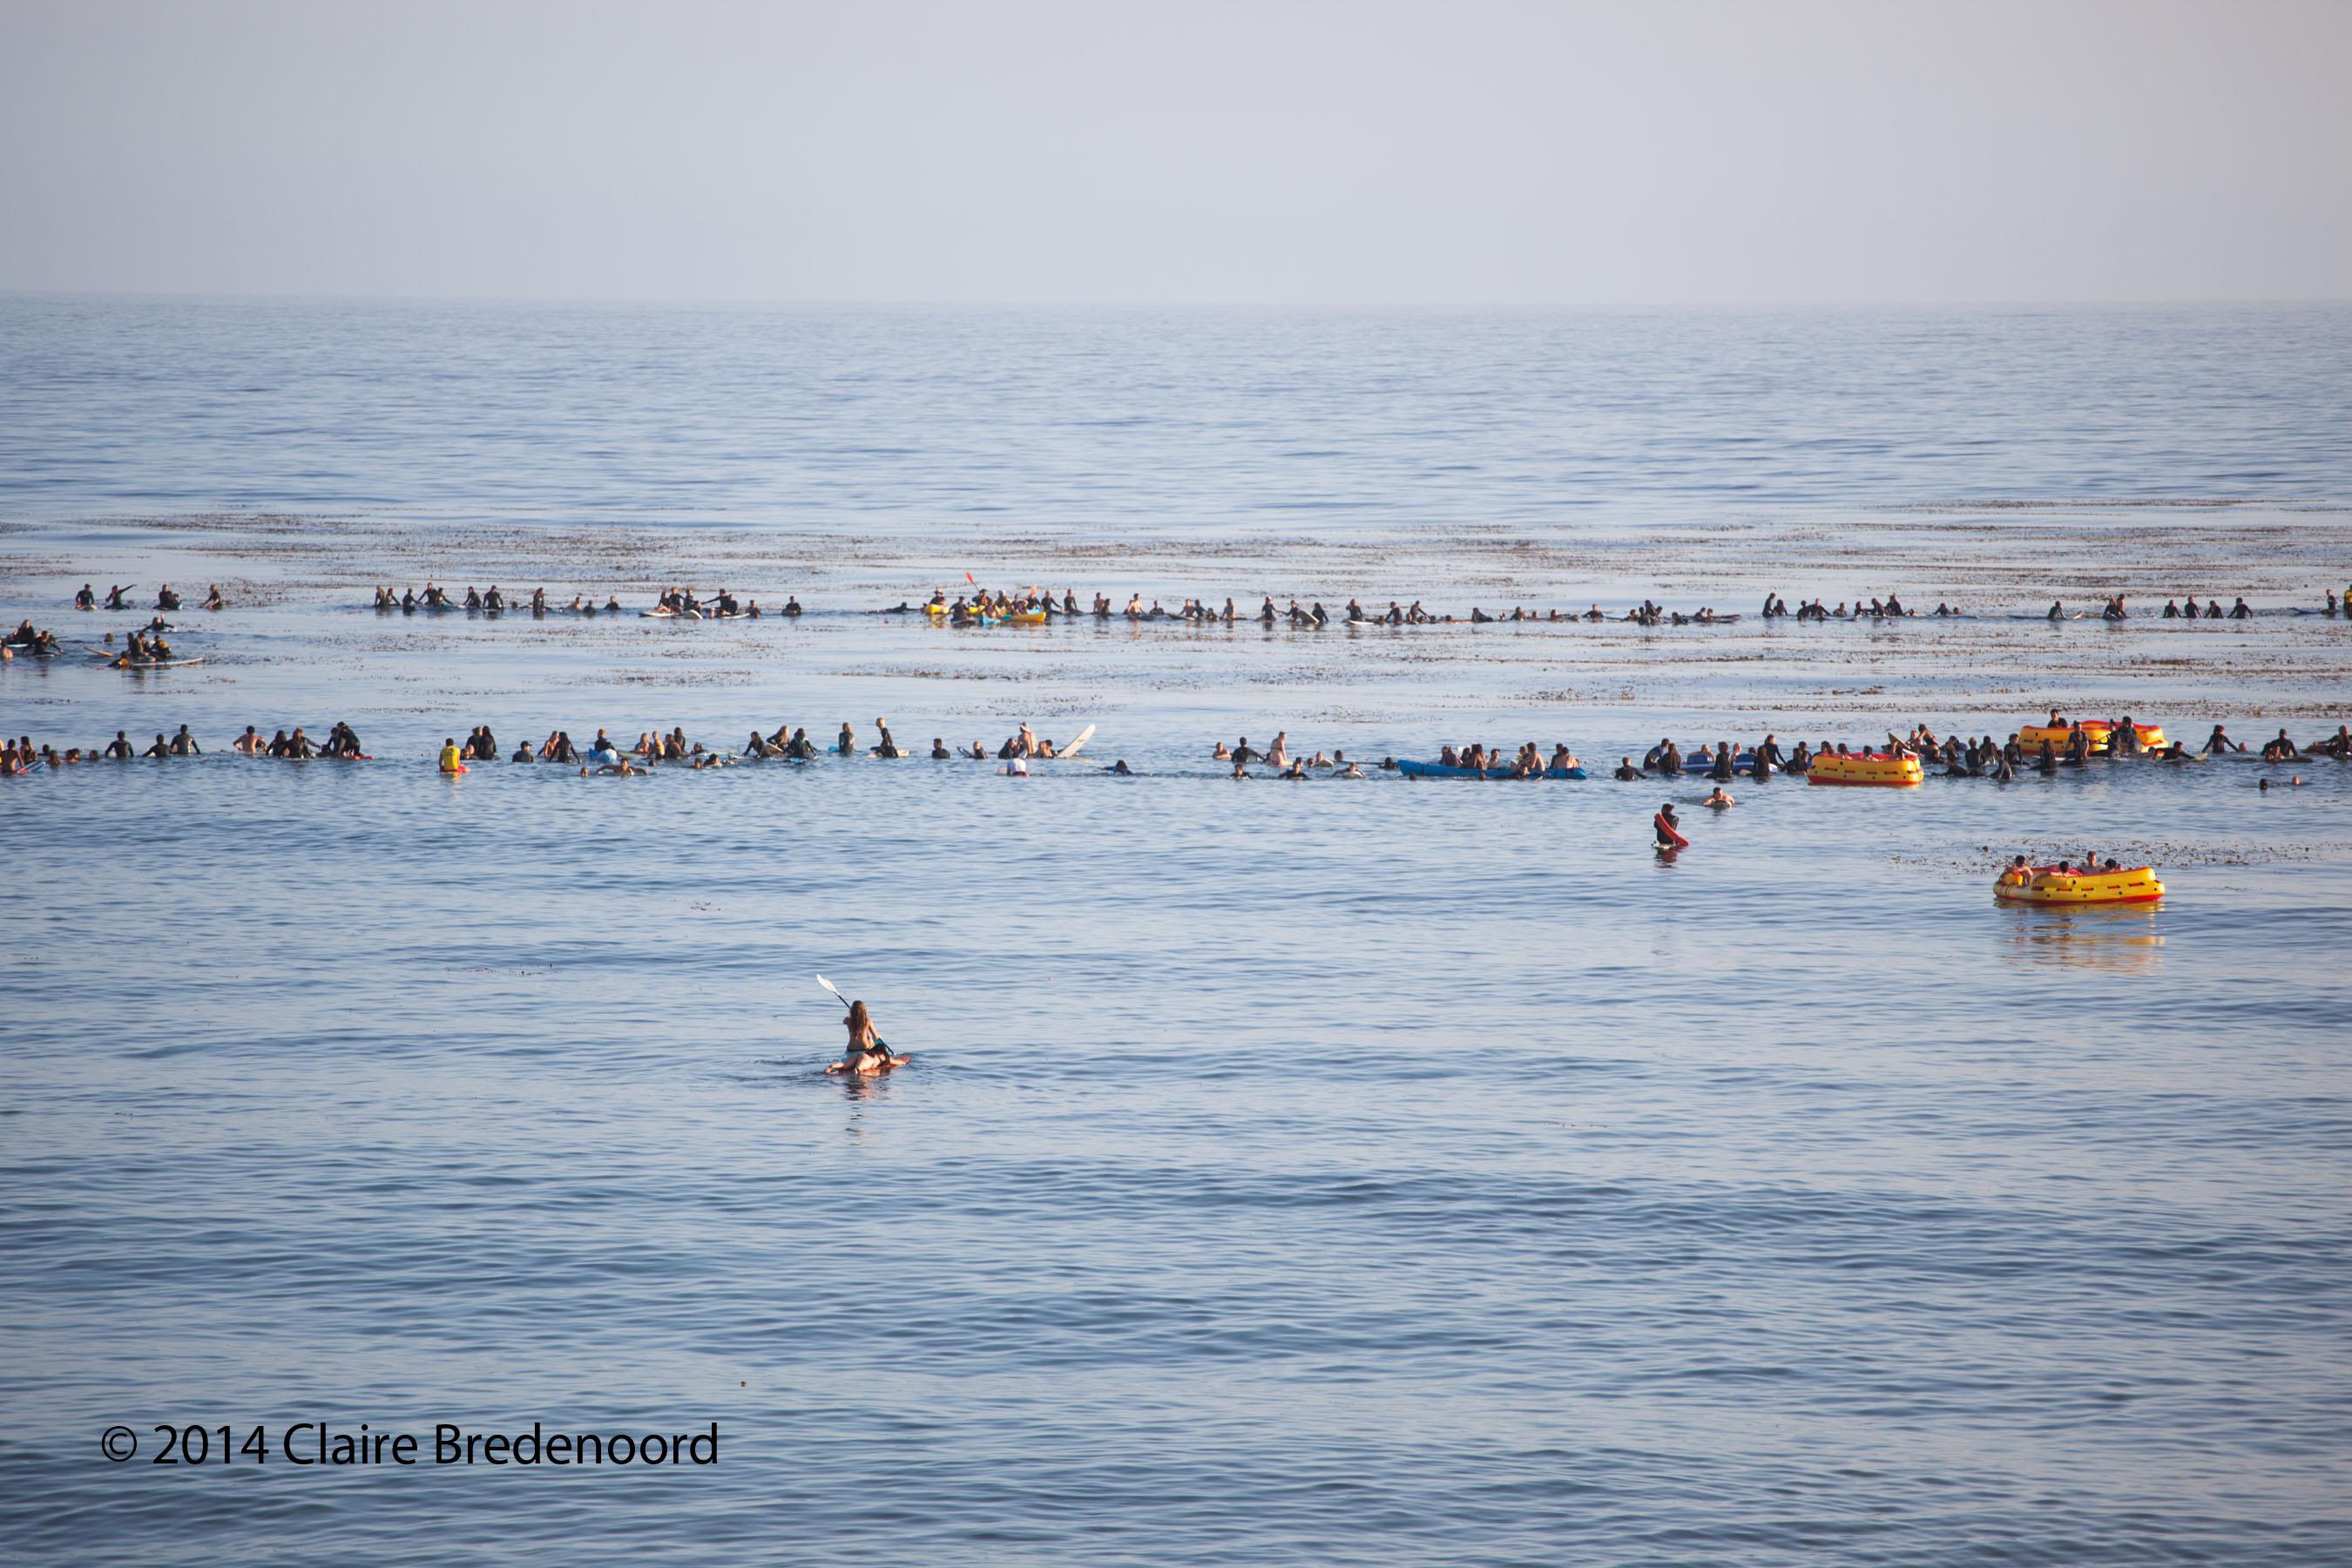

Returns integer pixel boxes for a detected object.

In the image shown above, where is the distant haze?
[3,0,2347,304]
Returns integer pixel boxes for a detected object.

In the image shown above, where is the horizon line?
[4,287,2348,312]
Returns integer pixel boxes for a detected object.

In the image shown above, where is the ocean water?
[3,299,2350,1565]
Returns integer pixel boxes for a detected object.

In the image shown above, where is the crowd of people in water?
[363,583,806,618]
[13,708,2349,782]
[13,581,2350,661]
[880,584,2352,628]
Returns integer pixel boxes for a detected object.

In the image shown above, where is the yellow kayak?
[1994,864,2165,904]
[1805,752,1923,787]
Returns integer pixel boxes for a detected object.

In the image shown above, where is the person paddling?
[826,1000,908,1075]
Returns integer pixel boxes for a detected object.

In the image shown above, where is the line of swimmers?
[17,717,2346,781]
[890,585,2346,627]
[0,722,366,771]
[1210,733,1370,778]
[2,624,198,665]
[72,584,224,612]
[366,584,814,617]
[423,720,1116,775]
[2068,596,2259,620]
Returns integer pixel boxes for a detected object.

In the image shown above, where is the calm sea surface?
[3,299,2349,1565]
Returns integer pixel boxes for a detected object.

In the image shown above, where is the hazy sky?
[3,0,2347,303]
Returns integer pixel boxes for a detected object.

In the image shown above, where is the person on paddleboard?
[827,1000,907,1076]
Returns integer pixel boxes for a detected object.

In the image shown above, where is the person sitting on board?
[826,1001,905,1076]
[2261,729,2302,762]
[1654,803,1689,850]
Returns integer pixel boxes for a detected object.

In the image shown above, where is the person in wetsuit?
[1654,802,1689,850]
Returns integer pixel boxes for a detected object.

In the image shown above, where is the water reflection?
[1997,904,2166,973]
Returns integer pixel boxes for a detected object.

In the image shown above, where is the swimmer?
[1004,757,1029,776]
[1703,785,1734,809]
[1109,759,1132,774]
[1612,757,1642,781]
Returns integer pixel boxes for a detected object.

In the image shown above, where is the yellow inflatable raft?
[1994,864,2165,905]
[1000,610,1050,625]
[2017,721,2166,754]
[1805,752,1923,787]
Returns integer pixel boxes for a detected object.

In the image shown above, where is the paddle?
[816,973,888,1051]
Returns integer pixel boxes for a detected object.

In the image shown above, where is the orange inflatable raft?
[1805,752,1923,787]
[1994,864,2165,905]
[2017,721,2166,754]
